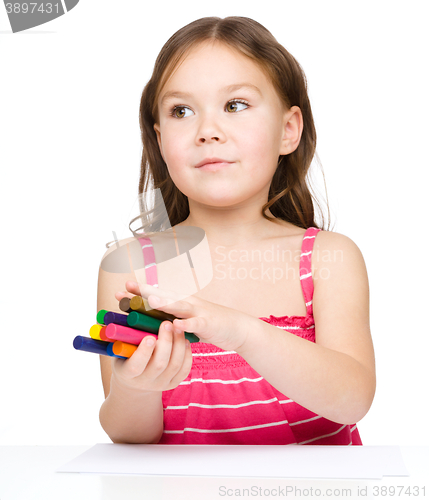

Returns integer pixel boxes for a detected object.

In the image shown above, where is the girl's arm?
[129,231,375,426]
[235,231,376,425]
[97,263,164,444]
[97,240,192,444]
[99,363,164,444]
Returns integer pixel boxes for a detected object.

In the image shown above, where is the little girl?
[98,16,376,445]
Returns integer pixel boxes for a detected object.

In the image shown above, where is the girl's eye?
[170,100,249,118]
[226,100,249,113]
[171,106,194,119]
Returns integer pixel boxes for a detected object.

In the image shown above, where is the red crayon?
[105,323,157,345]
[99,326,109,341]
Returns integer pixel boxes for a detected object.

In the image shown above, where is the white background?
[0,1,428,446]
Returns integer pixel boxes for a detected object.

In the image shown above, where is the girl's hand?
[119,280,251,352]
[111,289,193,393]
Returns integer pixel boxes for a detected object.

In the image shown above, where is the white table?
[0,446,428,500]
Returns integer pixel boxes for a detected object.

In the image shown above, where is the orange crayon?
[112,341,138,358]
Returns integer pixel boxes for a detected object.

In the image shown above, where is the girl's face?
[154,41,302,210]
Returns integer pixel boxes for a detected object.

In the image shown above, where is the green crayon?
[96,309,108,325]
[127,311,162,334]
[127,310,199,343]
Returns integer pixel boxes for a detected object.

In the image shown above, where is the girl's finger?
[168,340,193,389]
[143,321,176,377]
[148,295,195,319]
[135,281,189,303]
[162,325,188,376]
[173,315,206,335]
[116,333,157,379]
[115,290,135,301]
[125,280,142,296]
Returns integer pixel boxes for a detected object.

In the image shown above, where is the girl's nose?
[196,115,226,144]
[199,135,220,143]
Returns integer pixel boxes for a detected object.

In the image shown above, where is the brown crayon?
[129,296,175,321]
[119,297,132,313]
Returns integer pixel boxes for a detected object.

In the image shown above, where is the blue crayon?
[106,342,127,360]
[73,336,126,359]
[104,311,129,327]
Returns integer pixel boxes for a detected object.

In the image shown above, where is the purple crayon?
[103,311,128,327]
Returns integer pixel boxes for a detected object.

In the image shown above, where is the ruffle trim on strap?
[259,314,315,329]
[259,314,315,342]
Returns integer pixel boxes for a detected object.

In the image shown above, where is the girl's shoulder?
[99,230,189,275]
[101,236,136,259]
[99,236,144,275]
[311,229,368,288]
[271,224,366,275]
[312,229,366,264]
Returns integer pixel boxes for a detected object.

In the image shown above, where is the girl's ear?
[279,106,304,156]
[153,123,165,161]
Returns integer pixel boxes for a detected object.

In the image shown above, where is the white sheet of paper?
[57,444,409,479]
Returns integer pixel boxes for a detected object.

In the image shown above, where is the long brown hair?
[131,16,331,236]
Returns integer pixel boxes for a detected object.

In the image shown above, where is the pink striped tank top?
[138,227,362,445]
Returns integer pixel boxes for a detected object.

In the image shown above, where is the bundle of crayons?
[73,296,199,359]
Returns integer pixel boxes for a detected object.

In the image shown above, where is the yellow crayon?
[89,324,103,340]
